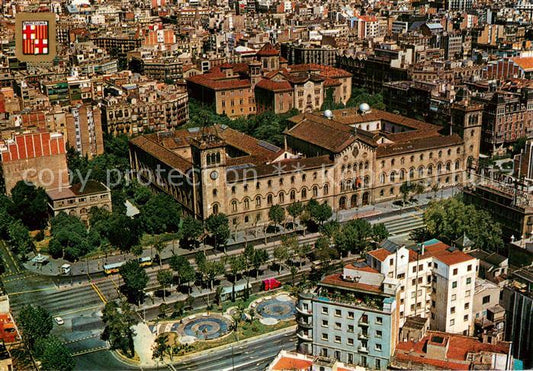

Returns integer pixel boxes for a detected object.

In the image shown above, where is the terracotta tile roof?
[186,73,251,91]
[376,133,464,157]
[285,114,356,153]
[0,132,66,162]
[255,79,292,92]
[394,331,510,369]
[270,356,313,370]
[368,248,391,262]
[129,135,193,173]
[289,63,352,78]
[512,56,533,71]
[346,264,379,273]
[257,42,280,57]
[324,78,342,87]
[321,273,383,293]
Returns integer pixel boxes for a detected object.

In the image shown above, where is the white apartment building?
[367,239,478,335]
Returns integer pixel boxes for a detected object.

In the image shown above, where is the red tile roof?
[321,273,382,293]
[0,132,66,162]
[368,248,392,262]
[257,42,280,57]
[512,56,533,72]
[270,356,313,370]
[255,79,292,92]
[394,331,510,370]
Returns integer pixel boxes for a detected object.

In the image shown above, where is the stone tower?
[190,130,227,220]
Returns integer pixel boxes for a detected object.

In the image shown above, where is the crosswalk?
[383,213,426,236]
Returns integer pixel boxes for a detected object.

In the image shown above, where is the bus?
[138,256,152,267]
[104,262,125,274]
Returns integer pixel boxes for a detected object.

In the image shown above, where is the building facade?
[129,107,480,229]
[296,264,400,370]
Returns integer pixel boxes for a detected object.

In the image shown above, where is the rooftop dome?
[324,109,333,119]
[359,103,371,113]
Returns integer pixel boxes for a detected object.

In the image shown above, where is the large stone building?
[128,106,480,229]
[186,43,352,117]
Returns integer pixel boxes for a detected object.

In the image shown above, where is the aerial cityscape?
[0,0,532,369]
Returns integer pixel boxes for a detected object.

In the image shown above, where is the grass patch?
[141,233,180,247]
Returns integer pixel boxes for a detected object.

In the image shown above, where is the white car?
[54,317,64,325]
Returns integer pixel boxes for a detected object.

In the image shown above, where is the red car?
[263,278,281,291]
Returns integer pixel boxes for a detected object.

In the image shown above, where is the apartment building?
[296,264,400,370]
[366,239,478,335]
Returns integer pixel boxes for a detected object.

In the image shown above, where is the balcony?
[297,319,312,329]
[358,332,369,340]
[296,305,312,316]
[358,345,369,353]
[296,331,312,342]
[359,317,369,326]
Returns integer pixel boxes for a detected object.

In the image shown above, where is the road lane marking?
[8,286,57,296]
[91,282,107,303]
[57,304,102,316]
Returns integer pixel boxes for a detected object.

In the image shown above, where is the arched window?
[279,193,284,203]
[231,186,236,194]
[215,152,221,163]
[364,161,369,169]
[447,149,451,156]
[437,163,442,174]
[400,169,405,180]
[267,194,273,205]
[290,190,296,201]
[455,160,460,170]
[410,155,415,162]
[255,196,261,207]
[428,165,433,175]
[244,198,250,210]
[390,171,396,182]
[364,175,369,187]
[418,166,424,177]
[420,153,424,161]
[302,188,307,199]
[212,203,219,214]
[312,186,318,197]
[213,189,217,197]
[456,147,461,154]
[400,157,405,165]
[380,173,386,184]
[291,176,295,184]
[231,200,238,212]
[438,150,442,158]
[324,184,329,195]
[446,162,451,171]
[409,168,415,179]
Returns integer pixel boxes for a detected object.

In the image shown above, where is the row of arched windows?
[379,161,461,184]
[222,184,330,213]
[341,161,369,172]
[381,148,462,168]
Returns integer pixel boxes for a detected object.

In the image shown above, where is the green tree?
[205,213,230,250]
[335,219,373,256]
[169,254,195,292]
[180,216,204,248]
[252,249,268,278]
[310,202,332,226]
[139,194,181,234]
[10,181,49,230]
[424,198,503,252]
[268,205,285,233]
[273,244,289,273]
[204,260,225,290]
[119,260,149,304]
[228,255,246,301]
[35,335,75,371]
[371,223,390,242]
[18,305,53,349]
[8,220,33,256]
[157,270,173,302]
[107,213,142,252]
[133,186,152,206]
[101,300,138,357]
[399,181,415,206]
[287,201,304,228]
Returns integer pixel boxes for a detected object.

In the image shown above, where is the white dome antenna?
[324,109,333,119]
[359,103,371,114]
